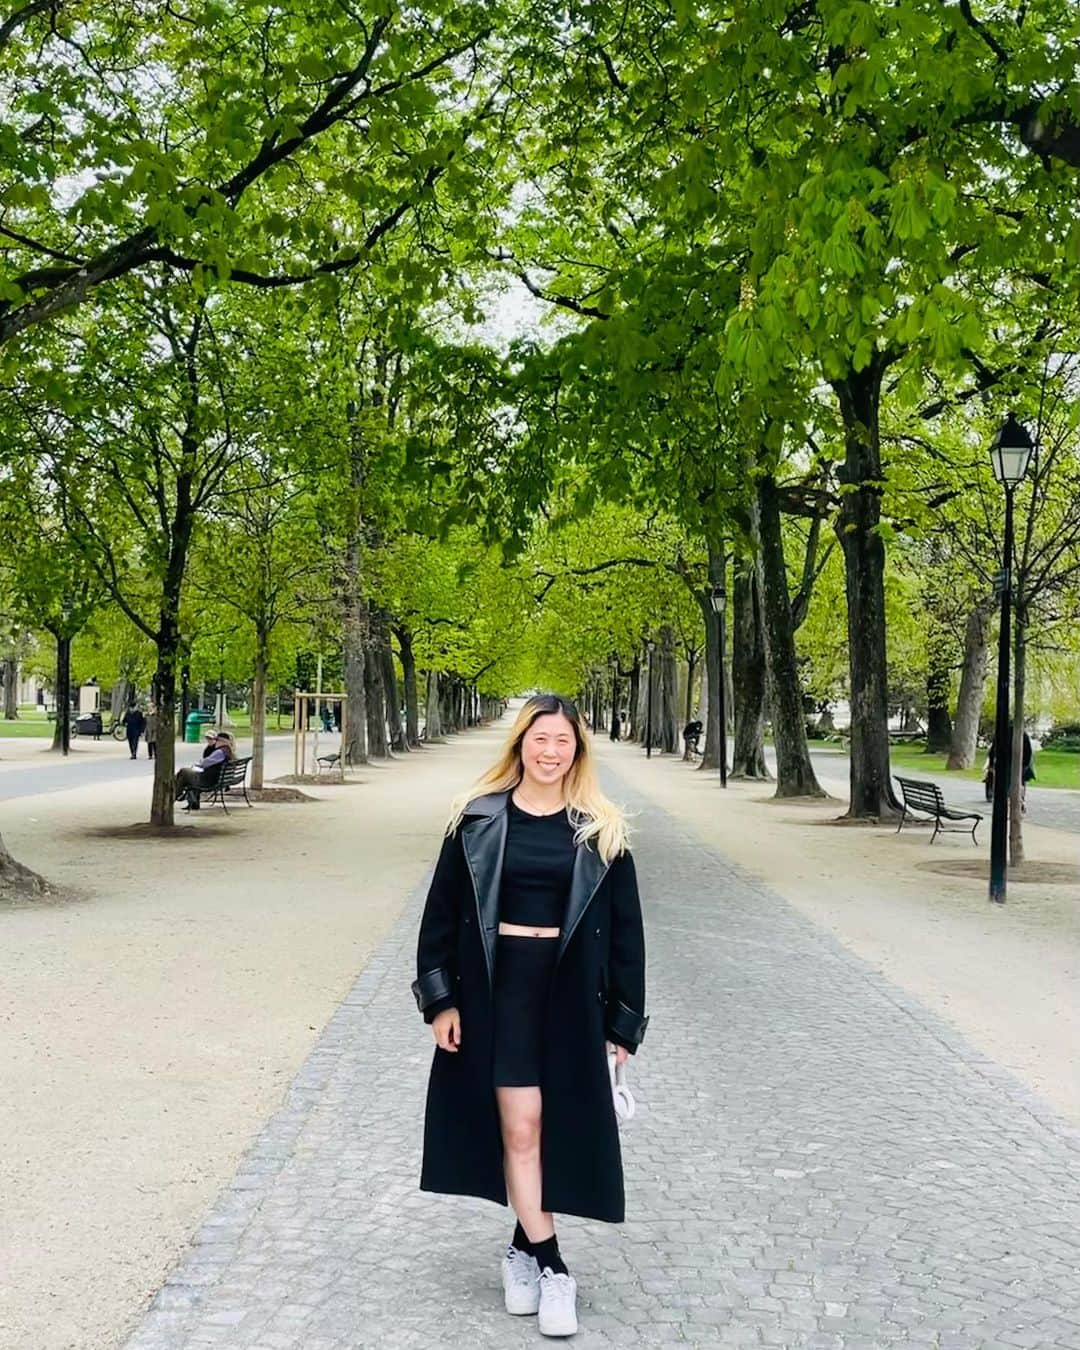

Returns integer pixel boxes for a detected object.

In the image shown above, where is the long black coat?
[412,791,648,1224]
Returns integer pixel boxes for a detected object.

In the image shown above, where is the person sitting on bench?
[175,731,235,811]
[682,719,703,758]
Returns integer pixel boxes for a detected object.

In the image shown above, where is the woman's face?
[519,711,577,790]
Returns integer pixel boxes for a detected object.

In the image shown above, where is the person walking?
[413,694,648,1338]
[984,722,1036,811]
[122,703,146,760]
[145,703,158,760]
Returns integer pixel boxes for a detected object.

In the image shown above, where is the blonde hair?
[447,695,630,863]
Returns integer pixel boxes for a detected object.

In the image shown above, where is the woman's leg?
[496,1085,553,1244]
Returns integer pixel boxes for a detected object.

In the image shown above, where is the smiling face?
[518,711,578,793]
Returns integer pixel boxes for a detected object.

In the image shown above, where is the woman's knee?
[501,1107,541,1156]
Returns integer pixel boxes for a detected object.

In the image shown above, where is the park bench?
[894,775,982,844]
[198,756,253,813]
[316,751,341,775]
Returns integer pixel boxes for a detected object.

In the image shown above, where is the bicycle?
[69,715,126,741]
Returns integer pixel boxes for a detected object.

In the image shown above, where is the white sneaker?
[538,1267,578,1336]
[501,1244,540,1315]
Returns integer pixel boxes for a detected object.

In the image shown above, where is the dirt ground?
[603,740,1080,1130]
[0,729,504,1350]
[1,722,1077,1350]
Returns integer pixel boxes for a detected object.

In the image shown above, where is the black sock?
[531,1235,567,1276]
[511,1221,533,1254]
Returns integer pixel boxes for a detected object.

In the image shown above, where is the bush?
[1043,722,1080,752]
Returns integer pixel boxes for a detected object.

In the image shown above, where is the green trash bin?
[184,710,211,743]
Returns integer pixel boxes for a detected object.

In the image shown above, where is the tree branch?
[957,0,1010,65]
[0,0,51,53]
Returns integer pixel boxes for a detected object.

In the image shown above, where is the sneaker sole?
[539,1313,578,1336]
[504,1289,540,1316]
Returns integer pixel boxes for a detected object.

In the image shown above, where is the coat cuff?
[412,966,454,1015]
[606,998,649,1053]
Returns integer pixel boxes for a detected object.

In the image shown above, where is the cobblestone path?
[125,776,1080,1349]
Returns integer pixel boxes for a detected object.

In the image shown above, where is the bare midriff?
[497,922,560,938]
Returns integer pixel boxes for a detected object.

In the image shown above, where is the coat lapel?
[557,842,611,966]
[460,803,508,990]
[460,791,613,982]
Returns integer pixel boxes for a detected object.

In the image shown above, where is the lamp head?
[990,412,1035,486]
[710,584,727,616]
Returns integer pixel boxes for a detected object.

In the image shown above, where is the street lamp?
[645,639,655,759]
[710,583,728,787]
[988,412,1035,905]
[58,596,73,758]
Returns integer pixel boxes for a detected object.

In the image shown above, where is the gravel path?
[123,769,1080,1350]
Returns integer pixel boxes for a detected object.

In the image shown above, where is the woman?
[122,703,146,760]
[413,694,648,1338]
[174,729,234,810]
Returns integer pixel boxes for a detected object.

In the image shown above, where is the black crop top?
[498,798,576,928]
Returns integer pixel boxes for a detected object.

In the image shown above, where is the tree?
[0,484,103,752]
[195,452,332,789]
[0,4,506,347]
[10,283,249,823]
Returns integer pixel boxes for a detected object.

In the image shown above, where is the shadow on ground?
[915,857,1080,885]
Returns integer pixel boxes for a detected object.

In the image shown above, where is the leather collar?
[459,789,612,987]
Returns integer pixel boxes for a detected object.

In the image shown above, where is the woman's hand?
[606,1041,629,1067]
[432,1007,461,1052]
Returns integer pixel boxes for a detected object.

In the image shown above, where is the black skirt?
[492,934,559,1087]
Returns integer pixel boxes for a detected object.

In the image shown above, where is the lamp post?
[988,412,1035,905]
[710,584,728,787]
[645,639,655,758]
[58,596,72,758]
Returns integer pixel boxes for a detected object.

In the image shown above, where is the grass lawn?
[0,713,56,738]
[888,741,1079,790]
[0,706,293,739]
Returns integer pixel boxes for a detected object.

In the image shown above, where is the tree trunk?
[925,626,953,753]
[684,653,697,725]
[627,659,640,741]
[110,677,132,719]
[698,539,724,770]
[150,657,178,826]
[2,658,17,719]
[251,631,268,791]
[342,570,369,766]
[730,564,769,779]
[757,474,825,798]
[396,625,421,747]
[381,638,406,752]
[364,636,388,756]
[832,362,895,817]
[439,676,454,733]
[946,599,992,769]
[52,633,73,755]
[657,627,678,752]
[1009,608,1027,866]
[425,670,444,740]
[0,828,47,897]
[149,516,192,827]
